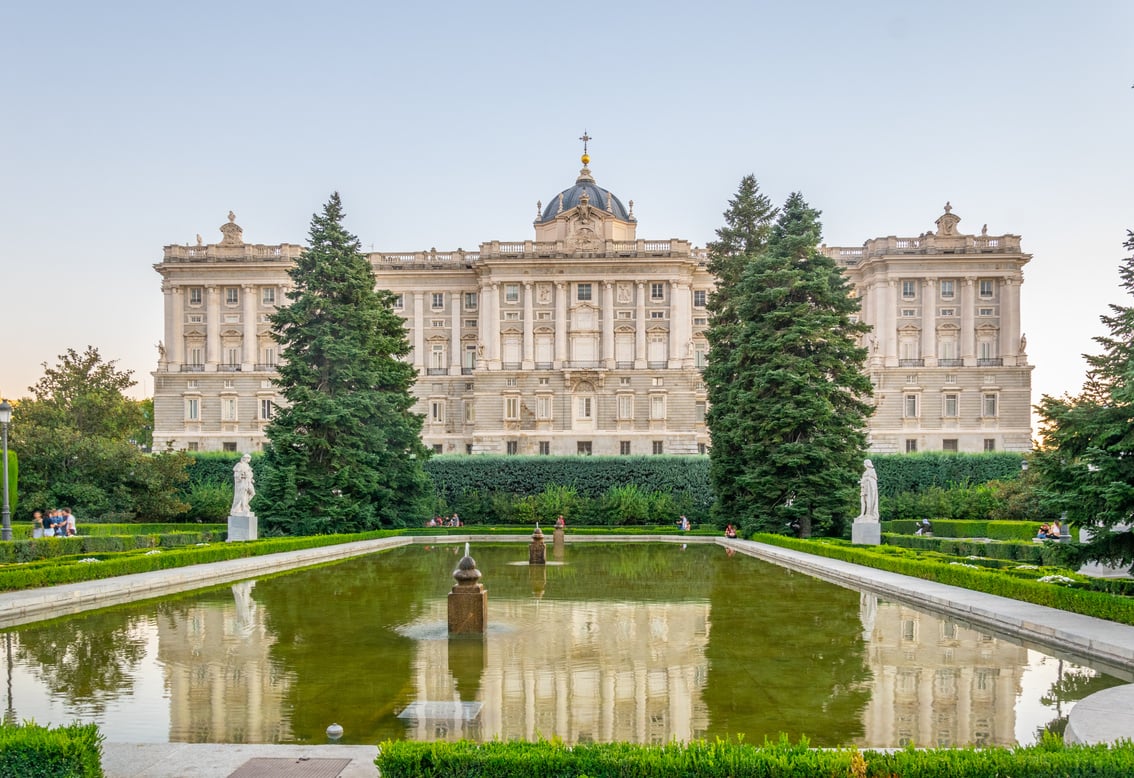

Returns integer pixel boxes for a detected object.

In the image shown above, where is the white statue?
[857,459,879,522]
[231,454,256,515]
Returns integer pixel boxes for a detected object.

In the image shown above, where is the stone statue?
[196,233,203,246]
[1019,333,1027,353]
[156,341,166,361]
[231,454,256,515]
[858,459,879,522]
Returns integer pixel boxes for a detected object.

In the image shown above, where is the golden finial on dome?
[579,130,592,165]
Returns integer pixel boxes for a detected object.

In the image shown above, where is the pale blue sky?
[2,1,1131,434]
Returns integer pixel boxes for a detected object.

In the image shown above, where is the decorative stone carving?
[219,211,244,246]
[617,282,632,304]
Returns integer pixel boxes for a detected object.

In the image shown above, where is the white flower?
[78,557,101,564]
[1015,564,1039,570]
[145,550,162,556]
[1037,575,1077,585]
[949,562,980,569]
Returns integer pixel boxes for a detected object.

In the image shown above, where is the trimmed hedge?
[883,533,1079,567]
[376,736,1134,778]
[872,452,1025,497]
[0,531,225,564]
[754,533,1134,625]
[0,720,103,777]
[883,519,1041,540]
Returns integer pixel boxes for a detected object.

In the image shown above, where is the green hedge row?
[0,530,401,592]
[883,533,1077,566]
[0,531,224,564]
[0,720,102,778]
[375,736,1134,778]
[871,452,1025,497]
[754,534,1134,625]
[882,519,1041,540]
[12,523,226,540]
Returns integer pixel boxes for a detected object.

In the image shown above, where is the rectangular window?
[577,283,592,302]
[393,294,404,309]
[940,280,955,299]
[225,347,240,366]
[536,395,552,420]
[505,284,519,303]
[223,379,234,389]
[650,282,665,301]
[978,307,995,317]
[261,287,276,305]
[620,377,631,386]
[905,439,918,453]
[652,440,664,455]
[465,443,473,455]
[943,439,959,452]
[504,312,519,320]
[693,289,707,307]
[464,402,475,423]
[186,442,199,452]
[979,341,995,360]
[944,373,957,384]
[904,394,919,418]
[983,393,998,417]
[433,444,444,454]
[901,309,917,317]
[465,319,478,328]
[617,310,633,319]
[944,393,958,417]
[222,442,237,452]
[577,396,593,419]
[430,400,445,422]
[617,395,634,419]
[902,280,917,299]
[650,311,666,319]
[503,396,520,420]
[186,398,199,421]
[261,348,276,367]
[188,287,203,306]
[650,394,666,420]
[464,345,477,369]
[186,380,199,389]
[695,346,707,368]
[620,440,631,455]
[225,287,239,305]
[577,441,592,455]
[260,399,274,420]
[431,319,446,327]
[464,292,478,309]
[189,347,204,366]
[538,441,550,455]
[431,292,444,309]
[695,401,706,422]
[984,438,996,452]
[939,308,956,317]
[221,398,237,421]
[506,441,518,455]
[979,279,994,298]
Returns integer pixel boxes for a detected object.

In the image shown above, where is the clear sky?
[2,1,1131,437]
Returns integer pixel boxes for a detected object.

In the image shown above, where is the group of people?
[677,515,691,532]
[426,513,462,527]
[914,518,933,535]
[1037,520,1063,540]
[32,509,77,538]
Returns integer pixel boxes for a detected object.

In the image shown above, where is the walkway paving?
[2,533,1132,774]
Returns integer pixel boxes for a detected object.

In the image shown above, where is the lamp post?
[0,400,11,542]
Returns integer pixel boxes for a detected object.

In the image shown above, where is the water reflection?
[0,544,1122,747]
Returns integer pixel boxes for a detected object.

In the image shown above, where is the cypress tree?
[255,193,430,534]
[708,191,873,536]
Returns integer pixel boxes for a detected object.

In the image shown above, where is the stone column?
[522,282,535,369]
[242,284,257,370]
[205,285,220,371]
[169,282,184,367]
[670,281,691,368]
[450,292,462,375]
[635,282,646,368]
[486,283,501,368]
[413,292,425,370]
[602,282,615,368]
[877,280,897,367]
[961,277,976,365]
[554,282,567,367]
[161,282,174,369]
[921,279,936,366]
[1001,277,1020,366]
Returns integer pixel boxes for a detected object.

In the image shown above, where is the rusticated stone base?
[448,585,488,635]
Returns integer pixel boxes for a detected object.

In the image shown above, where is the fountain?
[529,524,547,565]
[447,543,487,635]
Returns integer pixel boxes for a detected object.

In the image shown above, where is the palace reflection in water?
[1,544,1121,746]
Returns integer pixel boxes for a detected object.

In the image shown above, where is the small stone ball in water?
[326,723,344,740]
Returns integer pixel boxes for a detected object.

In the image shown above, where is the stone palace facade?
[151,155,1032,455]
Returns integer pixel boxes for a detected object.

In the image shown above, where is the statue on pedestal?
[231,454,256,515]
[857,459,879,522]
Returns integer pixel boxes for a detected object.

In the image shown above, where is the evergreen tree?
[703,176,777,523]
[1034,230,1134,568]
[255,193,430,534]
[707,192,873,536]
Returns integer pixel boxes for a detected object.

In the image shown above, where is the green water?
[0,542,1122,747]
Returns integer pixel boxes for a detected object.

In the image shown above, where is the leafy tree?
[255,193,431,534]
[10,347,189,520]
[707,191,873,536]
[1034,230,1134,568]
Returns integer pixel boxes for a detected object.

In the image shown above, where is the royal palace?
[151,152,1033,455]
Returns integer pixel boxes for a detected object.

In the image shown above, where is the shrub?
[184,482,233,522]
[0,720,103,777]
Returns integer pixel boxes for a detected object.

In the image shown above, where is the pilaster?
[602,282,615,368]
[205,285,220,372]
[634,282,646,368]
[554,282,567,367]
[522,282,535,369]
[413,292,425,370]
[921,278,936,366]
[242,284,257,370]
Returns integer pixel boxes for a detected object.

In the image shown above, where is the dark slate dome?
[538,165,633,223]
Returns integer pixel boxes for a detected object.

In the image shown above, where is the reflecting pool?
[0,543,1123,747]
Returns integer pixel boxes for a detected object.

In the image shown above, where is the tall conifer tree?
[255,193,430,534]
[1034,231,1134,567]
[708,191,873,536]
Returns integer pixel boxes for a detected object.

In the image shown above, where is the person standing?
[32,511,44,539]
[63,508,77,537]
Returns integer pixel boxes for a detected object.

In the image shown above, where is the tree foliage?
[10,347,189,520]
[1033,230,1134,568]
[255,193,431,534]
[706,187,873,536]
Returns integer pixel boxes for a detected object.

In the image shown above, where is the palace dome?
[537,165,633,223]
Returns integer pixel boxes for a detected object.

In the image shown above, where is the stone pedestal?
[448,546,488,635]
[529,526,547,565]
[851,520,881,546]
[227,513,258,542]
[553,527,565,546]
